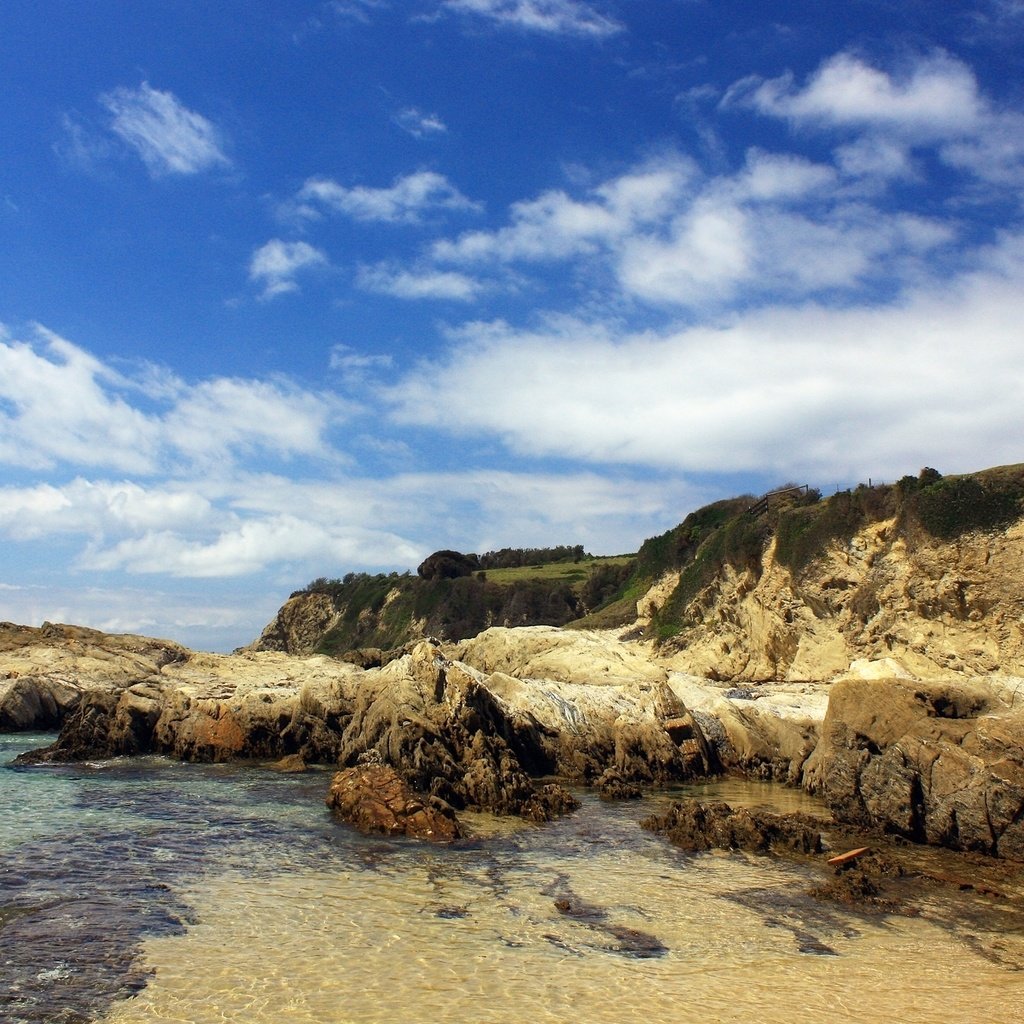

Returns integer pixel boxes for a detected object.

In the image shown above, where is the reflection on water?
[2,733,1023,1024]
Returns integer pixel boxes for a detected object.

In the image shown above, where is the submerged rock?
[641,799,823,856]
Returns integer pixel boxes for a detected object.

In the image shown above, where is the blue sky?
[2,1,1024,651]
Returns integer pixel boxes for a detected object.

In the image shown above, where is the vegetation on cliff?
[254,462,1024,657]
[290,548,635,656]
[633,463,1024,641]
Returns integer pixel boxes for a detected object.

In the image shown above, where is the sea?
[2,730,1022,1024]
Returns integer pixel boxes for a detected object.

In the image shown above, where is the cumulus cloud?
[427,148,951,307]
[249,239,329,298]
[730,50,1024,186]
[0,324,348,475]
[432,155,695,264]
[294,171,480,223]
[0,479,213,541]
[100,82,230,176]
[442,0,623,38]
[739,51,985,136]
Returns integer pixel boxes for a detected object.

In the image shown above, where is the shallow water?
[2,732,1023,1024]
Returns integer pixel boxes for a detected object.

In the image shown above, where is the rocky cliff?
[652,514,1024,682]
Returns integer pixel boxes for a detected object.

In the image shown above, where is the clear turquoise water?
[3,733,1023,1024]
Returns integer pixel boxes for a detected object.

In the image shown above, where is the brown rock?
[642,799,823,856]
[326,762,461,841]
[268,753,308,773]
[803,676,1024,859]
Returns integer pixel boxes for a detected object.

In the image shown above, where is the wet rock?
[326,760,462,841]
[267,753,308,773]
[521,783,581,822]
[595,767,643,800]
[641,799,823,856]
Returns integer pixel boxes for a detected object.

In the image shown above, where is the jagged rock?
[641,799,823,856]
[241,591,341,656]
[668,674,826,783]
[0,621,190,731]
[595,767,643,800]
[658,516,1024,683]
[521,783,582,821]
[326,761,462,841]
[803,676,1024,859]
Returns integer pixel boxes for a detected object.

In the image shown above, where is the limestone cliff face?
[654,517,1024,682]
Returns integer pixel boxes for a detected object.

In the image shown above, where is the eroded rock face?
[658,518,1024,682]
[241,591,341,656]
[326,759,462,841]
[803,676,1024,859]
[0,621,190,731]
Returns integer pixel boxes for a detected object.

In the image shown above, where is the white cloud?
[394,107,448,138]
[740,51,985,137]
[427,149,951,307]
[100,82,230,176]
[383,231,1024,482]
[433,155,694,264]
[356,262,483,300]
[0,479,213,541]
[78,515,422,578]
[732,50,1024,187]
[331,0,389,21]
[0,324,160,472]
[442,0,623,38]
[163,377,346,461]
[0,324,349,475]
[295,171,480,223]
[330,346,394,373]
[249,239,328,298]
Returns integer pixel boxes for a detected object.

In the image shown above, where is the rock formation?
[803,675,1024,860]
[648,516,1024,682]
[326,757,462,841]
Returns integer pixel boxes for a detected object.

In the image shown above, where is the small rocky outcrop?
[641,799,824,856]
[326,758,462,841]
[803,675,1024,859]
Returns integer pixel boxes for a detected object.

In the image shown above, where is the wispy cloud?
[0,324,160,472]
[394,107,448,138]
[442,0,623,38]
[100,82,230,177]
[384,229,1024,481]
[330,0,390,22]
[294,170,480,223]
[249,239,329,298]
[356,262,483,300]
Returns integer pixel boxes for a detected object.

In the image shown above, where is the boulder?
[326,760,462,841]
[803,676,1024,859]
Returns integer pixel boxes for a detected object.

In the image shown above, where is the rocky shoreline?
[3,619,1022,865]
